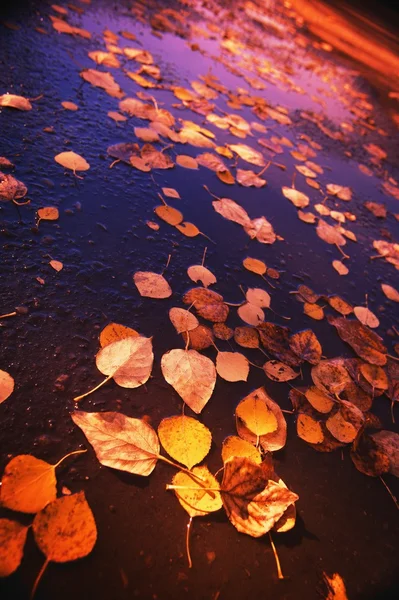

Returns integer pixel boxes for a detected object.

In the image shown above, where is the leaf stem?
[186,517,193,568]
[380,476,399,510]
[73,374,113,402]
[53,449,87,469]
[0,311,17,319]
[31,558,49,600]
[268,532,284,579]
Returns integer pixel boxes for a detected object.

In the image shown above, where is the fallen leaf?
[80,69,122,97]
[237,302,265,326]
[364,201,386,218]
[99,323,139,347]
[332,260,349,275]
[175,222,201,237]
[244,216,276,244]
[169,467,222,517]
[182,325,214,350]
[0,173,27,202]
[236,169,267,188]
[263,360,299,382]
[0,370,14,404]
[71,411,159,475]
[176,155,198,169]
[32,492,96,564]
[213,323,234,340]
[350,432,390,476]
[216,351,249,382]
[370,430,399,477]
[49,260,63,272]
[353,306,380,328]
[61,101,78,111]
[326,295,353,315]
[169,308,199,333]
[0,94,32,111]
[316,219,346,246]
[95,336,153,388]
[326,401,364,443]
[234,327,259,349]
[246,288,270,308]
[229,144,265,167]
[297,413,324,444]
[183,288,229,322]
[326,184,352,201]
[187,265,216,288]
[282,187,309,208]
[158,415,211,469]
[359,364,388,390]
[37,207,59,222]
[381,284,399,302]
[221,436,262,465]
[303,302,324,320]
[212,198,251,227]
[258,323,302,367]
[134,271,172,298]
[243,257,267,275]
[161,349,216,413]
[162,187,180,199]
[54,151,90,172]
[0,519,28,577]
[154,204,183,226]
[305,386,334,413]
[289,329,322,364]
[324,572,349,600]
[236,387,287,452]
[0,455,57,513]
[221,457,298,537]
[311,360,350,395]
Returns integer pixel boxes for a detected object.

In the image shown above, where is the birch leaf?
[158,415,211,469]
[99,323,139,348]
[289,329,322,365]
[161,349,216,413]
[0,455,56,514]
[71,411,159,475]
[221,457,298,537]
[169,467,222,517]
[221,436,262,465]
[245,288,270,308]
[263,360,299,382]
[169,308,199,334]
[183,288,229,322]
[353,306,380,329]
[95,336,153,388]
[187,265,216,287]
[0,519,28,577]
[134,271,172,298]
[216,351,249,382]
[54,151,90,172]
[238,303,264,326]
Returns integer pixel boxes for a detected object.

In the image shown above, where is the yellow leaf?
[297,414,324,444]
[221,436,261,465]
[212,198,251,227]
[169,467,222,517]
[305,386,334,413]
[71,411,159,475]
[324,572,349,600]
[236,387,287,452]
[158,415,211,469]
[221,457,298,537]
[228,143,265,167]
[134,127,159,142]
[99,322,139,348]
[236,392,277,436]
[161,349,216,414]
[359,364,388,390]
[326,401,364,443]
[216,169,235,185]
[282,186,309,208]
[303,302,324,320]
[0,519,28,577]
[95,336,154,388]
[216,351,249,382]
[0,370,14,404]
[169,308,199,334]
[133,271,172,298]
[0,455,56,514]
[54,151,90,172]
[32,492,96,562]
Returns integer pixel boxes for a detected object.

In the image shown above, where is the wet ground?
[0,0,398,599]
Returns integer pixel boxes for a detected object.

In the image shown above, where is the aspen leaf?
[108,111,127,122]
[161,349,216,414]
[236,169,266,188]
[61,101,78,111]
[196,152,226,172]
[176,155,198,169]
[141,144,174,169]
[370,431,399,477]
[71,411,159,475]
[134,127,159,142]
[236,388,287,453]
[305,387,334,413]
[162,187,180,199]
[326,184,352,201]
[238,302,264,326]
[88,50,120,68]
[353,306,380,329]
[221,457,298,537]
[333,260,349,275]
[0,173,26,202]
[216,351,249,382]
[183,288,228,322]
[329,316,387,365]
[54,151,90,172]
[169,308,199,333]
[303,302,324,320]
[316,219,346,246]
[311,360,350,395]
[297,414,324,444]
[155,205,183,225]
[289,329,322,365]
[212,198,251,227]
[381,284,399,302]
[158,415,211,469]
[80,69,122,97]
[327,295,353,315]
[0,455,57,514]
[99,323,139,347]
[263,360,299,382]
[245,288,270,308]
[0,94,32,111]
[296,165,317,178]
[350,432,390,477]
[282,186,309,208]
[234,327,259,349]
[95,336,153,388]
[298,210,316,224]
[221,436,262,465]
[182,324,214,351]
[213,323,234,340]
[187,265,216,288]
[216,169,235,185]
[359,364,388,390]
[32,492,96,563]
[326,401,364,443]
[37,207,59,222]
[0,519,28,577]
[130,156,151,172]
[134,271,172,298]
[243,257,266,275]
[175,222,200,237]
[228,144,265,167]
[0,370,14,404]
[244,216,276,244]
[297,285,320,303]
[169,467,222,517]
[49,259,63,272]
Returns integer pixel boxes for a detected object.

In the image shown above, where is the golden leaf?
[0,94,32,111]
[0,519,28,577]
[169,308,199,333]
[297,414,324,444]
[323,572,349,600]
[221,436,262,465]
[133,271,172,298]
[0,370,14,404]
[236,389,278,437]
[359,364,388,390]
[176,155,198,169]
[289,329,322,365]
[234,327,259,349]
[37,207,59,221]
[216,169,235,185]
[71,411,159,475]
[282,186,309,208]
[161,349,216,413]
[303,302,324,320]
[95,336,153,388]
[33,492,97,562]
[221,457,298,537]
[305,387,334,414]
[243,257,267,275]
[326,295,353,315]
[99,323,139,348]
[158,415,211,469]
[216,351,249,382]
[0,455,57,513]
[54,151,90,172]
[169,467,222,517]
[228,144,265,167]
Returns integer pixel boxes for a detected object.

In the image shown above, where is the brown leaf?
[234,327,259,348]
[257,323,302,367]
[289,329,322,365]
[183,287,229,322]
[329,316,387,365]
[182,325,214,350]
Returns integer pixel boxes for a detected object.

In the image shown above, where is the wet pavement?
[0,1,398,599]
